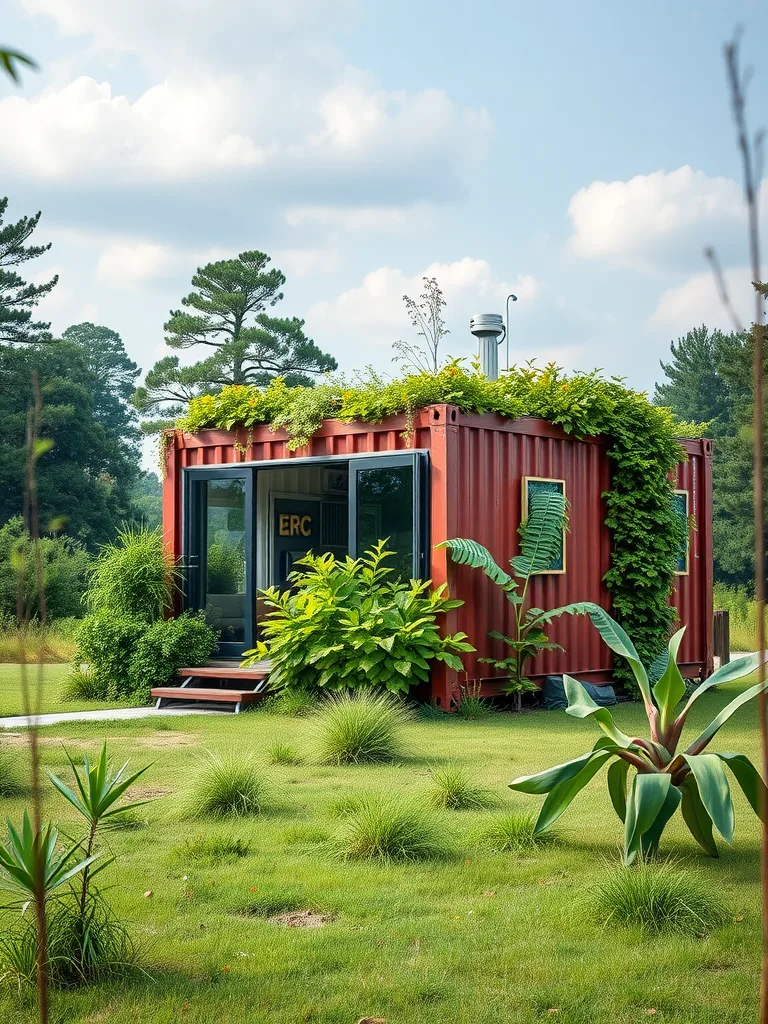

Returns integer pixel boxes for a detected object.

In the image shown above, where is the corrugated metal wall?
[163,408,714,701]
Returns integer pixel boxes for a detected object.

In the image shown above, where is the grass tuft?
[0,748,28,797]
[476,811,558,853]
[260,688,320,718]
[333,794,450,862]
[172,830,251,865]
[60,667,109,703]
[428,762,494,810]
[592,860,729,935]
[327,794,366,819]
[313,690,412,765]
[184,750,270,818]
[282,824,330,847]
[267,741,303,766]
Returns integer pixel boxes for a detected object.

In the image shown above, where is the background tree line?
[0,194,336,620]
[654,323,766,590]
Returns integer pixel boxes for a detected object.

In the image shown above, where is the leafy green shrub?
[0,516,92,621]
[75,611,146,700]
[0,748,28,797]
[185,751,270,818]
[333,795,449,862]
[86,526,179,620]
[172,830,250,865]
[259,687,319,717]
[242,542,473,696]
[509,605,765,864]
[267,741,302,766]
[127,611,218,703]
[312,690,412,765]
[592,860,729,935]
[428,762,494,810]
[476,812,558,853]
[60,666,109,703]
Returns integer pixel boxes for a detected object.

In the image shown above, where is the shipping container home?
[162,404,713,707]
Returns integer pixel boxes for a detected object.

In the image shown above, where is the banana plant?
[0,811,97,909]
[509,602,766,864]
[438,490,591,705]
[48,743,150,914]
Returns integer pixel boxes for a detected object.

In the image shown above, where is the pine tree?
[133,250,337,429]
[0,197,58,344]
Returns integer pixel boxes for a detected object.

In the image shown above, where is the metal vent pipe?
[469,313,505,380]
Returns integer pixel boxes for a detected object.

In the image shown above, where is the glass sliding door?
[185,470,252,656]
[348,453,429,579]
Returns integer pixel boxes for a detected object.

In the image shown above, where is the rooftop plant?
[178,360,702,692]
[509,603,765,864]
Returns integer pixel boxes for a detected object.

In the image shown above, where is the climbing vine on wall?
[178,361,703,695]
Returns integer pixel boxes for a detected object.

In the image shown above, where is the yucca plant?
[48,743,150,915]
[509,603,765,864]
[0,811,96,909]
[439,490,587,704]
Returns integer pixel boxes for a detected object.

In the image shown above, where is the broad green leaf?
[715,753,768,822]
[624,773,671,865]
[437,538,516,591]
[686,679,768,754]
[534,750,614,834]
[677,653,762,724]
[510,750,597,795]
[563,675,634,748]
[682,754,734,844]
[529,602,600,627]
[652,627,687,732]
[681,775,718,857]
[572,603,652,707]
[607,758,630,822]
[640,784,682,857]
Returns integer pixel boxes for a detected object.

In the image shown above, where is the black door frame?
[182,451,430,657]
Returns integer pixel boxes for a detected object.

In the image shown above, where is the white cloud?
[273,248,339,278]
[649,266,758,334]
[285,205,420,232]
[567,166,753,272]
[96,241,176,286]
[0,68,491,209]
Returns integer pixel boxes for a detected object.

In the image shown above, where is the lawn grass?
[0,663,122,717]
[0,673,762,1023]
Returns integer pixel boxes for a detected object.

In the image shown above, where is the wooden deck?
[151,661,271,713]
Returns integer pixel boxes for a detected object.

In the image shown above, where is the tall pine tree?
[0,197,58,344]
[133,250,337,429]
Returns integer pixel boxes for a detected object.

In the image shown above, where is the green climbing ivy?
[178,360,704,696]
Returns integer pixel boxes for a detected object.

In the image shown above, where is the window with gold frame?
[521,476,566,574]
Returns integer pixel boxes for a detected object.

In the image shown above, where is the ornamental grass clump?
[312,690,412,765]
[173,830,251,865]
[592,860,729,935]
[0,748,27,797]
[428,762,494,810]
[509,604,766,864]
[266,741,302,766]
[477,811,559,853]
[185,751,270,818]
[333,794,449,862]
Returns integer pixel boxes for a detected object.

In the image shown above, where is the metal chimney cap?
[469,313,504,337]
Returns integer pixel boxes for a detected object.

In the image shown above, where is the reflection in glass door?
[187,472,251,656]
[349,454,428,579]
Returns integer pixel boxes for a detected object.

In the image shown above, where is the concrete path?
[0,706,224,730]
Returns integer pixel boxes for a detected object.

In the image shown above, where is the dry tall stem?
[17,373,50,1023]
[717,37,767,1024]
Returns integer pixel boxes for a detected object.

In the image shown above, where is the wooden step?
[178,662,270,681]
[151,685,266,713]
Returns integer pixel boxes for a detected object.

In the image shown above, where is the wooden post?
[713,609,731,667]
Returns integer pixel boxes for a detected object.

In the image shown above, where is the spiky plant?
[509,604,766,864]
[312,690,412,765]
[428,762,494,810]
[477,811,558,853]
[184,751,269,818]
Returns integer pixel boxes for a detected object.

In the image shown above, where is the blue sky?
[2,0,767,453]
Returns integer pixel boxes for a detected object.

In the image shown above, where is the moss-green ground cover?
[0,666,761,1023]
[0,664,120,717]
